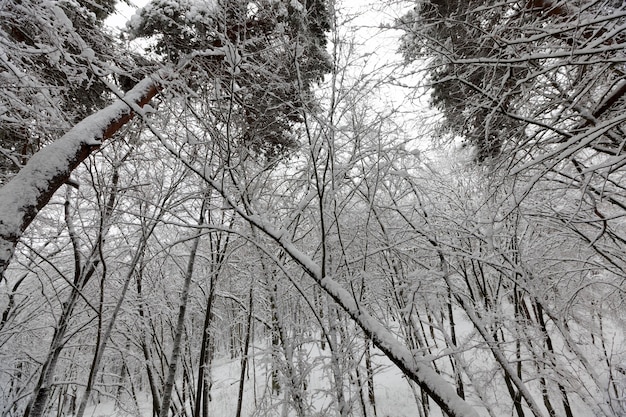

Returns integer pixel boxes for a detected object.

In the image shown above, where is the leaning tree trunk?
[0,76,160,274]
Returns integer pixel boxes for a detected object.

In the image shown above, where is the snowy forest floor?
[81,343,422,417]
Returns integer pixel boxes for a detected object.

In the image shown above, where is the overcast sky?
[106,0,148,32]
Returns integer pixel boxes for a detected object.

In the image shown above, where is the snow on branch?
[189,170,480,417]
[0,76,160,274]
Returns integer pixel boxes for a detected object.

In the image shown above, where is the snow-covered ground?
[82,344,422,417]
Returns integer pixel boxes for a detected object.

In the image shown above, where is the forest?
[0,0,625,416]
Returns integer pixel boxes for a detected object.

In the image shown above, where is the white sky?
[106,0,409,52]
[106,0,148,31]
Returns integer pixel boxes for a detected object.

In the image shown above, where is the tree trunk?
[23,187,107,417]
[136,259,163,417]
[327,303,349,417]
[364,338,377,417]
[235,277,254,417]
[193,278,216,417]
[193,217,232,417]
[159,199,206,417]
[0,76,160,274]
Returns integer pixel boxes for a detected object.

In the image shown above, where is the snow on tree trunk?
[0,76,160,274]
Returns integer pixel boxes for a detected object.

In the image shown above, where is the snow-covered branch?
[0,76,160,274]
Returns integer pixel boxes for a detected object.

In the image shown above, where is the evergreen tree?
[398,0,626,162]
[128,0,331,157]
[0,0,136,182]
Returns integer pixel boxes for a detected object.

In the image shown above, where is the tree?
[397,2,626,414]
[397,0,626,164]
[0,0,142,182]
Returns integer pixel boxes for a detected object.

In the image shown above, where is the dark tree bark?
[235,278,254,417]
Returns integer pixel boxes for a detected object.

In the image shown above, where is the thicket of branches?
[0,1,625,417]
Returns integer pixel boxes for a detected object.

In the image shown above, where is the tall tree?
[0,0,331,273]
[0,0,138,181]
[398,0,626,163]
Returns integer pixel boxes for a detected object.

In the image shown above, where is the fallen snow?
[82,342,423,417]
